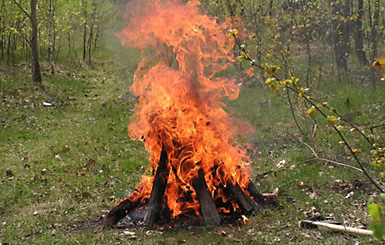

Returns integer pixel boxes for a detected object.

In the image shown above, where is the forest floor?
[1,43,385,244]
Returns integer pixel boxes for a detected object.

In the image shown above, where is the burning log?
[192,169,221,226]
[226,181,258,214]
[144,147,169,228]
[103,198,135,227]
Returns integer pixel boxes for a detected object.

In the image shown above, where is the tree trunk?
[354,0,367,65]
[331,0,350,72]
[94,23,99,50]
[0,1,5,60]
[30,0,42,86]
[48,0,55,74]
[6,32,11,64]
[87,0,96,64]
[268,0,273,17]
[82,0,88,62]
[371,0,380,61]
[369,0,380,89]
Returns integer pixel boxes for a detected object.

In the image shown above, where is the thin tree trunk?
[30,0,42,86]
[6,32,11,64]
[87,0,96,64]
[371,0,379,61]
[82,0,88,62]
[0,1,4,60]
[48,0,55,74]
[67,30,71,57]
[317,36,327,86]
[306,40,311,86]
[370,0,380,89]
[354,0,367,65]
[93,24,99,50]
[268,0,273,17]
[331,0,350,72]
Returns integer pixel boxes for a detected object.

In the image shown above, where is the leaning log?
[103,198,135,227]
[247,180,263,204]
[192,168,221,226]
[144,146,169,228]
[247,180,278,208]
[226,180,258,214]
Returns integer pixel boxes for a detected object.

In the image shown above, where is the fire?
[117,0,254,219]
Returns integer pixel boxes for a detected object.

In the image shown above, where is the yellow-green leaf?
[368,203,381,221]
[327,116,337,127]
[352,148,362,153]
[307,106,316,118]
[336,125,345,131]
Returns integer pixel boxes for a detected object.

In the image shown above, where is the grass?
[1,42,384,244]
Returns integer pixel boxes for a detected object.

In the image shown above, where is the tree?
[48,0,55,74]
[12,0,42,86]
[331,0,351,72]
[30,0,42,85]
[354,0,368,65]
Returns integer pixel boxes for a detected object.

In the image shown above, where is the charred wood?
[226,181,258,214]
[192,168,221,226]
[247,180,263,204]
[103,198,135,227]
[144,146,169,228]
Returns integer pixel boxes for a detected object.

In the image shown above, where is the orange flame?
[118,0,253,218]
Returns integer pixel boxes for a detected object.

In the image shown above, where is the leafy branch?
[229,31,385,193]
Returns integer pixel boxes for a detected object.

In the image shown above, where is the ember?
[104,0,276,228]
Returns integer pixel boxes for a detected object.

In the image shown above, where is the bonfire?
[104,0,276,228]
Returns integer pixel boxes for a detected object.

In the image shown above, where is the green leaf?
[368,203,381,221]
[370,222,385,240]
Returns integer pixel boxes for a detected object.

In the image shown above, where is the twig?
[286,88,306,138]
[305,158,363,173]
[305,95,373,146]
[370,124,385,133]
[300,140,319,158]
[311,124,318,138]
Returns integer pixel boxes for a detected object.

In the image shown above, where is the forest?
[1,0,385,244]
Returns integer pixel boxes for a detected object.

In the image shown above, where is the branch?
[12,0,31,19]
[287,85,385,193]
[286,88,306,137]
[231,34,385,193]
[370,124,385,133]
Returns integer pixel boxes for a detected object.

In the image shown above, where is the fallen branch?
[300,220,373,236]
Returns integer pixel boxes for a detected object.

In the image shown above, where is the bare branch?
[11,0,31,19]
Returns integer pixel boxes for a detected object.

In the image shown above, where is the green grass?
[1,47,384,244]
